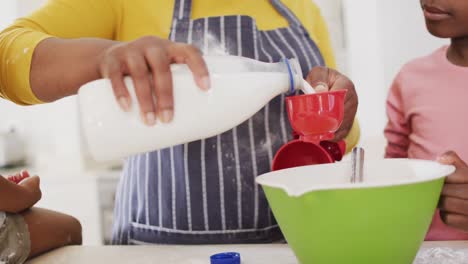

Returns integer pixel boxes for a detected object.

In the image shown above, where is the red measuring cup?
[272,90,347,171]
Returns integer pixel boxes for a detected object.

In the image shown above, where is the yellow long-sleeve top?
[0,0,359,149]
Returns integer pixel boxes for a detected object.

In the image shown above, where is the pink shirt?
[385,46,468,241]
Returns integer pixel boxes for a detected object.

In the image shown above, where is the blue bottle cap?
[210,252,241,264]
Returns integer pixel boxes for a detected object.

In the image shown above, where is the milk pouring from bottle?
[78,55,304,161]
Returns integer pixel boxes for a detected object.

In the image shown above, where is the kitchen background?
[0,0,447,245]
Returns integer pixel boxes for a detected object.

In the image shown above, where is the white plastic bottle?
[78,55,304,161]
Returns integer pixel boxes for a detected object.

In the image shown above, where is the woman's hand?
[98,36,210,125]
[306,67,358,141]
[438,151,468,232]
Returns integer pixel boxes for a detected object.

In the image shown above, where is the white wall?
[0,0,85,173]
[378,1,448,87]
[342,0,448,157]
[342,0,386,138]
[17,0,45,16]
[0,1,16,29]
[314,0,347,72]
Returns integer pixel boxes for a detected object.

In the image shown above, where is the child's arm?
[384,74,410,158]
[0,174,42,213]
[1,171,82,259]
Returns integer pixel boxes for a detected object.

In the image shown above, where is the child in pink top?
[385,0,468,240]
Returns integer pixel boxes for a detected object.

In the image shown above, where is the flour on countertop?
[414,247,468,264]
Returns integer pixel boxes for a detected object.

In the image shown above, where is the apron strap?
[269,0,302,27]
[172,0,193,21]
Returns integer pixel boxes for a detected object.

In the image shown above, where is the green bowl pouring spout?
[256,159,455,264]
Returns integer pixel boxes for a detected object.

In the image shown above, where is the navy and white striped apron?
[112,0,325,245]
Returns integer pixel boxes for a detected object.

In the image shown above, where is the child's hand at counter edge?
[438,151,468,232]
[0,171,42,213]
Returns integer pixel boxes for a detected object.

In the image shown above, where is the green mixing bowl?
[256,159,455,264]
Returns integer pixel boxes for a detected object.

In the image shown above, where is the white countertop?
[26,241,468,264]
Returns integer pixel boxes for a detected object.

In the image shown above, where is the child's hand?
[18,175,42,208]
[437,151,468,232]
[0,172,42,213]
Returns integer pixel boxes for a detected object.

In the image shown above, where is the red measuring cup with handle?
[272,90,347,171]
